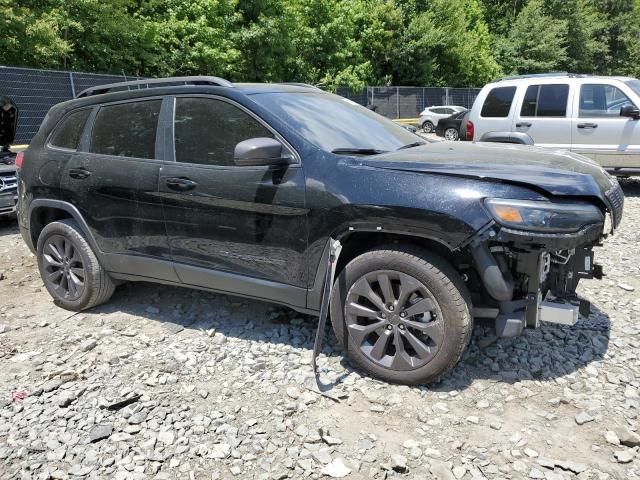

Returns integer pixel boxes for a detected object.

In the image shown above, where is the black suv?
[0,95,18,218]
[17,77,624,384]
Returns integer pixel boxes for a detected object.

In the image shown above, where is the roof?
[494,72,636,83]
[76,76,322,99]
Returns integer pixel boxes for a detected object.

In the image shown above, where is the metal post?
[445,87,450,106]
[396,86,400,119]
[68,72,76,98]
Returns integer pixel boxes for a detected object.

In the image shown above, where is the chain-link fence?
[0,66,142,144]
[1,65,480,143]
[336,86,480,119]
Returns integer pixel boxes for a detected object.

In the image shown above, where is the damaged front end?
[467,183,623,337]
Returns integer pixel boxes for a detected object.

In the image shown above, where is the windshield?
[625,79,640,97]
[250,92,423,153]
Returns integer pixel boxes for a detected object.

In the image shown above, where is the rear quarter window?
[480,86,517,118]
[49,109,91,150]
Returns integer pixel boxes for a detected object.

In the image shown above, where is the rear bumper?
[19,224,35,254]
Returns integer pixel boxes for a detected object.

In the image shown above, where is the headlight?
[485,199,604,233]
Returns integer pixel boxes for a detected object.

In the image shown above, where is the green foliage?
[0,0,639,88]
[497,0,568,74]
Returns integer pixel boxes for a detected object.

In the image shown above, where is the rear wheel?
[444,127,459,141]
[37,219,115,311]
[330,246,472,384]
[421,121,434,133]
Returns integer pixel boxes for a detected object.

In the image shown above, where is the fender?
[305,224,474,311]
[28,199,103,255]
[479,131,534,145]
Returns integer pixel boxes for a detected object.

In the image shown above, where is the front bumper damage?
[469,221,608,337]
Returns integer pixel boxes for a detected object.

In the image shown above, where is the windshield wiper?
[396,141,426,150]
[331,147,388,156]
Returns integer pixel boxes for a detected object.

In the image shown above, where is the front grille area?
[0,172,17,193]
[606,182,624,229]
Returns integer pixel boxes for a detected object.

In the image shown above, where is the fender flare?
[305,225,464,311]
[28,199,103,255]
[479,131,534,145]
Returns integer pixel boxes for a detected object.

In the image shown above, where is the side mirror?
[234,137,294,166]
[620,104,640,120]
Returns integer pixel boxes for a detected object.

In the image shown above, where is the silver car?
[418,105,466,133]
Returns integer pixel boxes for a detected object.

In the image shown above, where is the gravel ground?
[1,181,639,480]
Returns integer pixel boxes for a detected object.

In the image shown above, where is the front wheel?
[37,219,115,311]
[444,127,459,141]
[330,246,472,384]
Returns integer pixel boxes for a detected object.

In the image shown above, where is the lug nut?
[381,313,386,319]
[400,312,406,317]
[388,305,395,312]
[399,324,405,330]
[386,325,393,330]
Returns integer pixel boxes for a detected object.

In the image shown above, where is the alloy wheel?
[344,270,444,370]
[444,128,459,141]
[42,234,86,301]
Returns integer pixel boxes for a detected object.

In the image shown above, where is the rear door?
[60,98,176,279]
[512,83,572,149]
[159,95,308,303]
[571,82,640,168]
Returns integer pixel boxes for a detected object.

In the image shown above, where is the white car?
[466,73,640,174]
[418,105,466,133]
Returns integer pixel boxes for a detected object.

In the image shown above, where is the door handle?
[516,122,532,128]
[165,177,198,191]
[68,168,91,179]
[577,123,598,129]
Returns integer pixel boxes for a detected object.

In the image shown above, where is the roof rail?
[280,82,322,90]
[76,76,234,98]
[495,72,591,82]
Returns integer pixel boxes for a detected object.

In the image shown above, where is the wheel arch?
[306,230,460,311]
[29,200,101,255]
[478,131,534,145]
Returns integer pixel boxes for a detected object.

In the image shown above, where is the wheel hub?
[344,270,444,371]
[41,234,86,301]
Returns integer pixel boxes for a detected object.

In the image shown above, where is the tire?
[37,219,115,311]
[444,127,459,141]
[330,246,472,384]
[421,121,434,133]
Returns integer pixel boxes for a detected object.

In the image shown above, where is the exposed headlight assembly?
[485,199,604,233]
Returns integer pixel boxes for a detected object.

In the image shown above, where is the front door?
[571,83,640,168]
[512,83,572,149]
[159,96,308,305]
[60,98,176,279]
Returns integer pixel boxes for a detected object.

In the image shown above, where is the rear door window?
[579,84,636,117]
[89,100,161,159]
[174,97,273,166]
[480,87,517,117]
[520,84,569,117]
[49,109,91,150]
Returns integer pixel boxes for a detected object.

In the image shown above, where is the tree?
[497,0,568,74]
[543,0,606,73]
[0,0,71,68]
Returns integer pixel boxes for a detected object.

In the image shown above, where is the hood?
[0,96,18,148]
[362,141,617,199]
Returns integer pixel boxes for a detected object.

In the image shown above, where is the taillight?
[465,121,474,141]
[15,151,24,169]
